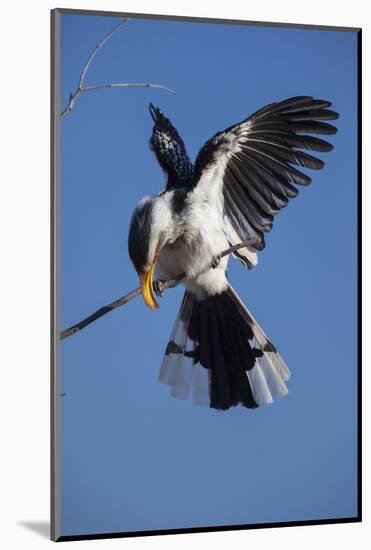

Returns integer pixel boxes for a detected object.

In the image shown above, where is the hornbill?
[128,96,338,411]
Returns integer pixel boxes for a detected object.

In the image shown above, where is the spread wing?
[192,96,339,267]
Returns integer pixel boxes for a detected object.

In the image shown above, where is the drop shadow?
[18,521,50,539]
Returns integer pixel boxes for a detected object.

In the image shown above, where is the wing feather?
[223,183,265,246]
[193,96,338,267]
[227,164,274,231]
[245,132,334,152]
[240,153,299,199]
[239,145,312,185]
[241,141,325,170]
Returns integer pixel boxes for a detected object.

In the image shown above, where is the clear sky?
[59,13,358,537]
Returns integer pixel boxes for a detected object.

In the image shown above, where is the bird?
[128,96,338,411]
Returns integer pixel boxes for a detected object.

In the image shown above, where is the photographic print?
[51,9,361,541]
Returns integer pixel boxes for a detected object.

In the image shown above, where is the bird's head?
[148,103,193,187]
[128,194,174,309]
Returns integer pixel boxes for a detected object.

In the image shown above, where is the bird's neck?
[166,174,192,190]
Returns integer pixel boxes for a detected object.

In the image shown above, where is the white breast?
[156,194,230,299]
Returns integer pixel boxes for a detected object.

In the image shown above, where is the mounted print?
[51,8,361,542]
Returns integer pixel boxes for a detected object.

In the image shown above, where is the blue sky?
[59,13,358,537]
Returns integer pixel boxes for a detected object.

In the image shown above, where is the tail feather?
[159,285,290,410]
[159,293,194,399]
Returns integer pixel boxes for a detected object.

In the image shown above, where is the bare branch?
[78,18,129,89]
[60,287,142,340]
[60,239,261,340]
[82,83,176,94]
[60,18,176,119]
[60,89,83,119]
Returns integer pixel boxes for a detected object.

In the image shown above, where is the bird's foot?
[211,254,221,269]
[153,279,166,298]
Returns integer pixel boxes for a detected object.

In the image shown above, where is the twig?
[60,238,260,340]
[83,83,176,93]
[60,18,176,119]
[78,19,128,88]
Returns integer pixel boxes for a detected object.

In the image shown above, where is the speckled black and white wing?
[192,96,339,267]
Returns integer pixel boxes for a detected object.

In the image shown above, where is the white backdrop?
[0,0,368,548]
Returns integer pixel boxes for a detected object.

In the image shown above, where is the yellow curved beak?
[139,259,159,310]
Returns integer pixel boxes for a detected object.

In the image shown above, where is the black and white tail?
[159,285,290,410]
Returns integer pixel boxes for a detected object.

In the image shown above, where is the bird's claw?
[211,254,221,269]
[153,279,166,297]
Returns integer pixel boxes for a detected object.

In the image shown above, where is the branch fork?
[60,18,176,119]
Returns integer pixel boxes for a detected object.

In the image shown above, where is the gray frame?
[51,8,362,542]
[51,8,61,542]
